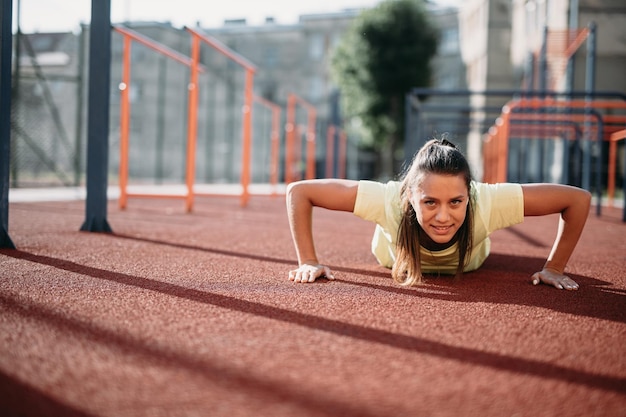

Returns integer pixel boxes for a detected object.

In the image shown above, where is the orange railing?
[116,26,259,211]
[185,27,257,209]
[115,27,330,209]
[285,94,317,184]
[608,129,626,206]
[115,25,207,210]
[536,28,590,90]
[483,97,626,183]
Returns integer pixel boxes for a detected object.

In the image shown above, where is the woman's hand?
[522,184,590,287]
[286,179,358,284]
[531,268,579,290]
[289,263,335,283]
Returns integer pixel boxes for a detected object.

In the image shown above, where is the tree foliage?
[331,0,438,176]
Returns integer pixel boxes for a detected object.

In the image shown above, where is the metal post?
[582,22,597,192]
[185,34,200,213]
[565,0,579,93]
[270,105,280,193]
[285,94,296,184]
[240,69,254,206]
[0,0,15,248]
[538,26,549,182]
[587,22,598,198]
[80,0,113,233]
[118,34,131,210]
[156,55,167,184]
[10,0,20,188]
[522,52,535,183]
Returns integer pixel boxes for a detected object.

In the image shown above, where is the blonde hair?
[391,139,474,286]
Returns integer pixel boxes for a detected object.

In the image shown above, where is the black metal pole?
[0,0,15,248]
[10,0,20,188]
[585,22,600,215]
[80,0,113,233]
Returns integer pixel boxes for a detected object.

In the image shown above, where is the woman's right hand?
[286,179,358,284]
[289,263,335,283]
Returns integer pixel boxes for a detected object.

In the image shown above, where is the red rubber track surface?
[1,197,625,417]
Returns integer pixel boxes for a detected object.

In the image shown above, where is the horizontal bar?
[410,88,626,102]
[114,25,205,71]
[185,26,257,72]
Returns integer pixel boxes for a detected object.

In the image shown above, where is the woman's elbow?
[286,180,312,208]
[567,187,591,217]
[578,188,592,209]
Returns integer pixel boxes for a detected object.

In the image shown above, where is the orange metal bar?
[240,69,254,207]
[503,98,626,113]
[564,28,590,58]
[270,105,281,195]
[118,35,131,210]
[487,115,589,184]
[482,129,496,183]
[185,34,201,212]
[492,117,507,183]
[607,129,626,206]
[295,125,304,181]
[114,26,207,211]
[508,124,579,138]
[185,27,256,72]
[184,27,258,208]
[114,26,205,71]
[326,125,335,178]
[125,193,187,200]
[507,114,600,140]
[491,126,502,184]
[285,94,296,184]
[489,97,626,183]
[504,112,626,137]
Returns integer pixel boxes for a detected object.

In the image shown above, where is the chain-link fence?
[11,29,86,188]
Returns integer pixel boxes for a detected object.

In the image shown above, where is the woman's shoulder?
[354,180,403,224]
[471,181,523,200]
[471,181,524,231]
[357,179,402,198]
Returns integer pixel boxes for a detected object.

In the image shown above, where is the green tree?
[331,0,438,179]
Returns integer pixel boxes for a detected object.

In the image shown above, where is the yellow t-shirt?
[353,180,524,274]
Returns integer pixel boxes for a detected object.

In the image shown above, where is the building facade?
[11,1,625,189]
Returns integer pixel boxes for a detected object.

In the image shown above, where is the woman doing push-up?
[286,138,591,290]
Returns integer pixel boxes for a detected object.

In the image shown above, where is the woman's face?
[409,173,469,245]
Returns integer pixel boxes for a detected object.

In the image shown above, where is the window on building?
[264,46,278,69]
[309,76,324,101]
[440,28,459,54]
[309,33,324,61]
[437,71,458,90]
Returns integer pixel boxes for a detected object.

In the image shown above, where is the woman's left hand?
[531,268,579,290]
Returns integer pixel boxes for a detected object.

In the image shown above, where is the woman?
[286,139,591,290]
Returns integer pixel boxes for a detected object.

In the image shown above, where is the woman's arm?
[286,179,359,283]
[521,184,591,290]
